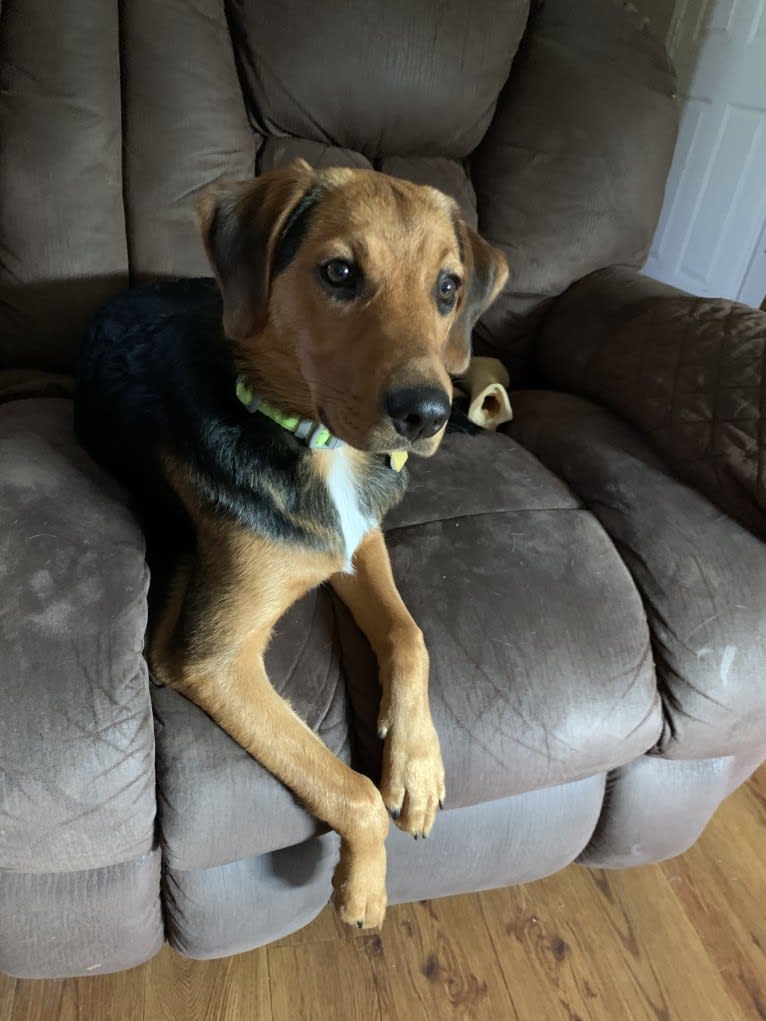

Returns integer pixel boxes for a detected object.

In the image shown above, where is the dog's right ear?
[444,222,509,376]
[195,159,318,340]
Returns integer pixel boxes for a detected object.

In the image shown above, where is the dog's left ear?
[445,224,509,375]
[195,159,319,340]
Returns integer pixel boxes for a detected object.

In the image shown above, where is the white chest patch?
[326,449,376,572]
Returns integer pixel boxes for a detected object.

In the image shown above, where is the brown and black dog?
[75,160,508,928]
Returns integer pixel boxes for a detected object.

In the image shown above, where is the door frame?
[652,0,766,308]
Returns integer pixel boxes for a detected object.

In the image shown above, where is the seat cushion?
[339,431,662,806]
[164,833,339,959]
[508,390,766,760]
[0,850,162,979]
[163,773,606,960]
[155,429,660,873]
[579,748,766,869]
[387,772,607,905]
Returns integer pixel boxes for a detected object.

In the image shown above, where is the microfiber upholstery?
[227,0,530,159]
[162,775,608,959]
[0,851,163,979]
[337,432,661,804]
[537,267,766,542]
[508,391,766,758]
[471,0,678,379]
[0,0,128,370]
[0,399,155,874]
[120,0,257,282]
[579,749,766,868]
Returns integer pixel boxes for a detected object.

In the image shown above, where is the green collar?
[234,375,409,471]
[235,376,344,450]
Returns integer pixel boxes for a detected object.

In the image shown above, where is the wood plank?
[582,865,742,1021]
[271,894,521,1021]
[142,944,271,1021]
[479,858,746,1021]
[70,969,147,1021]
[6,967,146,1021]
[0,972,15,1021]
[4,979,71,1021]
[371,896,523,1021]
[660,775,766,1020]
[269,938,381,1021]
[478,872,652,1021]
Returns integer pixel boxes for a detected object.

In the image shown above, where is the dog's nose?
[384,386,451,442]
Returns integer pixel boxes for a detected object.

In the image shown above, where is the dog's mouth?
[319,406,444,458]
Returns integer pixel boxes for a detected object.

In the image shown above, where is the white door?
[644,0,766,306]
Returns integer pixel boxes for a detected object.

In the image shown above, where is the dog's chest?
[325,450,377,572]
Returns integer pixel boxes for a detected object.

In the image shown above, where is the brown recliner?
[2,0,765,979]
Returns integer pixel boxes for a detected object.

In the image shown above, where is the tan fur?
[150,164,508,928]
[209,164,508,457]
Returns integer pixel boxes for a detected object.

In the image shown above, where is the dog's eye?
[318,258,363,300]
[323,259,352,285]
[435,272,461,314]
[318,261,353,285]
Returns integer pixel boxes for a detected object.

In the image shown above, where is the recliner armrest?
[0,398,156,874]
[536,266,766,542]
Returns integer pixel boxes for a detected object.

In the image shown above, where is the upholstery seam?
[383,504,589,536]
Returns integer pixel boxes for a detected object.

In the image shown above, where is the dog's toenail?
[413,834,418,840]
[438,799,444,810]
[357,920,363,928]
[390,808,400,820]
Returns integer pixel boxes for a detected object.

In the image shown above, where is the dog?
[75,160,508,928]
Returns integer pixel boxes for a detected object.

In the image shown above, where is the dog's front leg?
[150,539,389,929]
[331,528,446,837]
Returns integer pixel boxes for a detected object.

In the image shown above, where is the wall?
[633,0,676,41]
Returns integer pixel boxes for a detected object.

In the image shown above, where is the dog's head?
[196,160,508,457]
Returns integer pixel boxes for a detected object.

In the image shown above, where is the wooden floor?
[3,766,765,1021]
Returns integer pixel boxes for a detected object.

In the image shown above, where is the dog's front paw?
[378,710,446,838]
[332,841,387,929]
